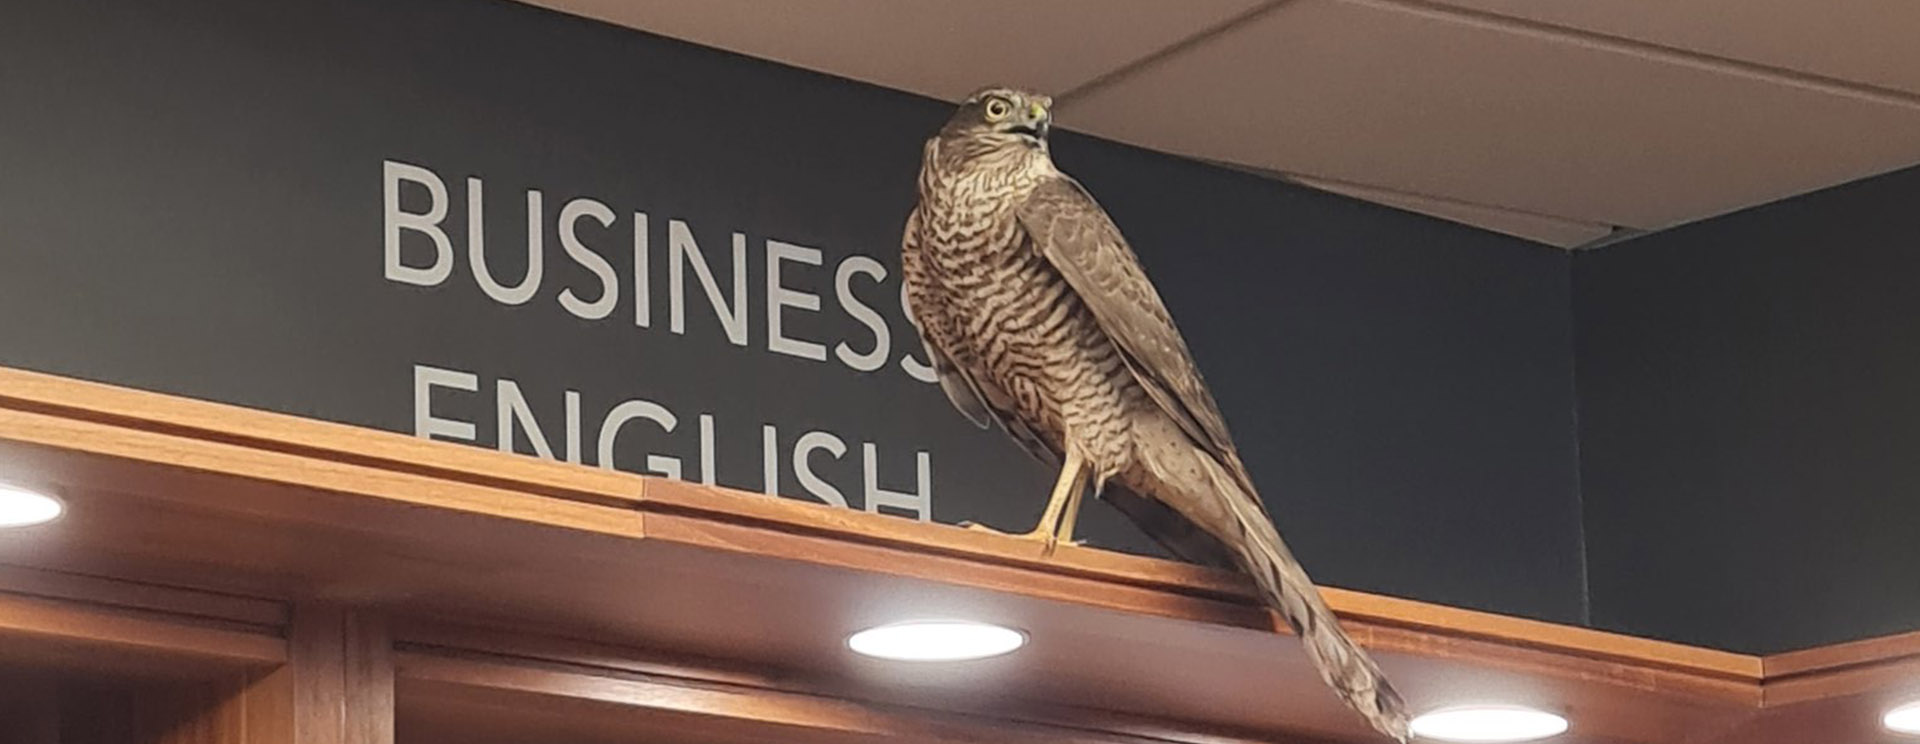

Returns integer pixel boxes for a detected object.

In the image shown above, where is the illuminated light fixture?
[1883,700,1920,735]
[0,484,62,528]
[1410,705,1569,742]
[846,620,1026,662]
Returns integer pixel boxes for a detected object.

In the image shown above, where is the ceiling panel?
[522,0,1268,102]
[1286,175,1616,248]
[517,0,1920,243]
[1057,0,1920,229]
[1431,0,1920,96]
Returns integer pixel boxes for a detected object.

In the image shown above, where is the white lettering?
[633,212,652,328]
[761,424,780,495]
[766,239,826,361]
[564,389,582,463]
[467,180,543,305]
[835,256,890,372]
[412,364,477,442]
[794,431,849,508]
[383,161,453,286]
[668,220,748,346]
[405,368,944,521]
[496,378,557,459]
[599,399,681,479]
[698,413,716,485]
[864,443,932,521]
[557,198,619,320]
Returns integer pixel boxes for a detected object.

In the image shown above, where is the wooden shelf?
[0,565,283,678]
[0,365,1911,743]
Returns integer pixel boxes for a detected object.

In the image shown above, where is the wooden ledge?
[0,565,286,677]
[0,365,1912,742]
[0,368,1750,667]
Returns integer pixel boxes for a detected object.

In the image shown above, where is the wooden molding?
[393,647,1309,744]
[0,366,1755,666]
[391,618,1309,744]
[1761,629,1920,707]
[0,364,1916,742]
[0,589,284,673]
[0,563,287,629]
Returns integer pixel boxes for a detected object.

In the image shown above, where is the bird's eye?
[984,98,1011,121]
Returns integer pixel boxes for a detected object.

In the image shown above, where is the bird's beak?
[1027,98,1052,138]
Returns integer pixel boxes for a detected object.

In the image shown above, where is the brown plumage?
[901,86,1410,742]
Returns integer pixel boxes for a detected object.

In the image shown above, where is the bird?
[899,86,1411,741]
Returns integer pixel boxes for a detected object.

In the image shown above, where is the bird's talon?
[1039,537,1085,558]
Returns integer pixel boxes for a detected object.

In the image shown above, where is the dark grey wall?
[0,0,1586,624]
[1575,165,1920,653]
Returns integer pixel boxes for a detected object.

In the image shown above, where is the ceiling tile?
[1287,176,1616,248]
[522,0,1268,102]
[1431,0,1920,96]
[1058,0,1920,229]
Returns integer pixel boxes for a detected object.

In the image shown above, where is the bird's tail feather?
[1192,452,1412,741]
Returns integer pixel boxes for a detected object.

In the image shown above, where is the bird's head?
[942,86,1053,146]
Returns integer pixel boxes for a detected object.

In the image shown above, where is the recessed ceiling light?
[846,620,1026,662]
[1883,700,1920,735]
[1410,705,1569,742]
[0,484,62,528]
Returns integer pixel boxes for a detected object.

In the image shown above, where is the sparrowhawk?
[900,86,1411,741]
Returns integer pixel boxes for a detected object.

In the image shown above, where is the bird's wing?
[1016,175,1264,503]
[922,337,996,430]
[1102,485,1242,569]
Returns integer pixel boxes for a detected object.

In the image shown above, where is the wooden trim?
[1762,655,1920,708]
[1327,589,1761,681]
[0,368,645,510]
[0,368,1247,604]
[394,648,1289,744]
[0,564,287,630]
[1760,629,1920,706]
[232,605,397,744]
[392,617,1283,741]
[0,402,651,541]
[638,509,1265,629]
[1766,628,1920,679]
[0,591,285,667]
[393,618,1751,744]
[346,611,398,744]
[0,364,1766,684]
[635,477,1253,601]
[392,617,794,691]
[17,364,1920,740]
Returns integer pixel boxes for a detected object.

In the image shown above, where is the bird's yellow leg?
[963,448,1087,556]
[1053,475,1086,546]
[1027,449,1089,555]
